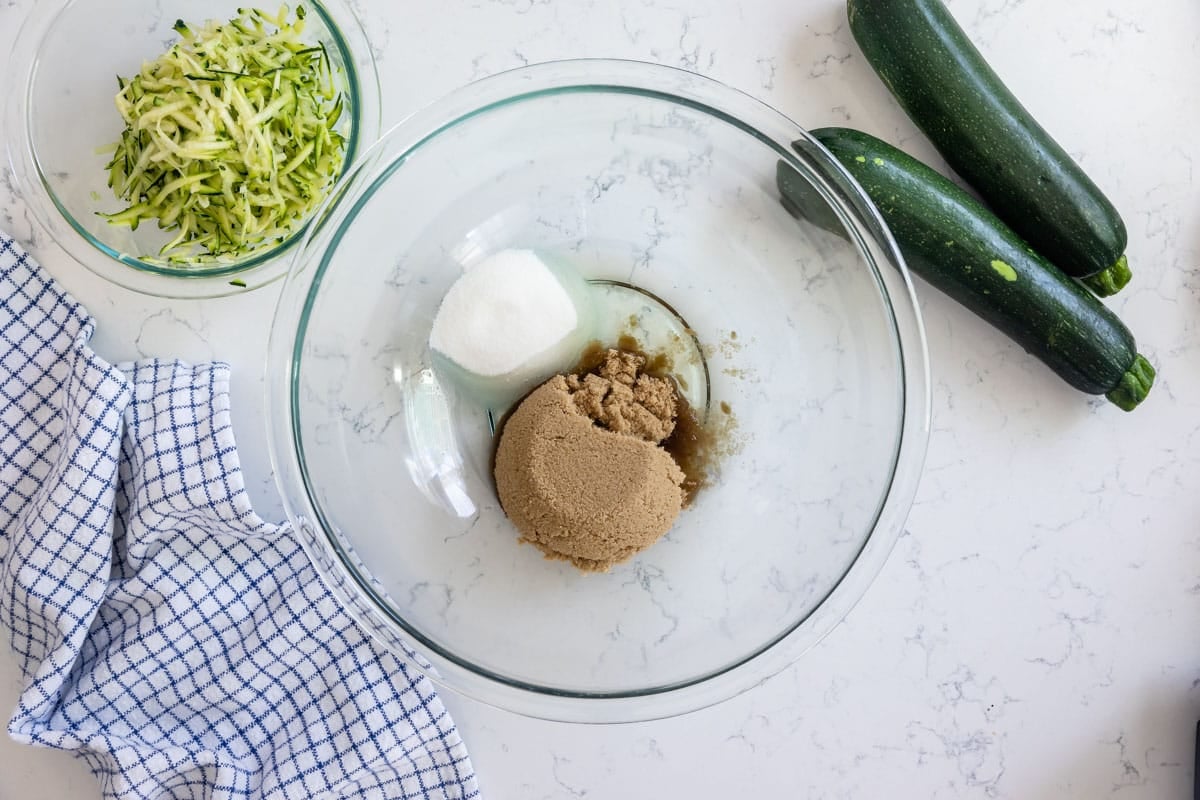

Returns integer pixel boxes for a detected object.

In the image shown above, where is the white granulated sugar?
[430,249,579,377]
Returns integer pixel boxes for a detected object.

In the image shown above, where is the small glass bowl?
[4,0,381,298]
[269,59,930,722]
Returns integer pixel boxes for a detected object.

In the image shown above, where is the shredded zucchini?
[103,5,347,264]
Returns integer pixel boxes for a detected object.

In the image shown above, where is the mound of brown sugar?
[494,350,685,572]
[566,349,678,442]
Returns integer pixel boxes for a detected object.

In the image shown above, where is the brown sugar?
[493,350,686,573]
[565,349,678,443]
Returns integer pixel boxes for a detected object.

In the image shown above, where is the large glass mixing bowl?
[267,60,930,722]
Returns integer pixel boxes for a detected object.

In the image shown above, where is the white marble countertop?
[3,0,1199,797]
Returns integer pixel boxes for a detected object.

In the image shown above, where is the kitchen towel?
[0,232,479,800]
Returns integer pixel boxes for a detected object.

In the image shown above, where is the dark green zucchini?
[846,0,1131,296]
[778,127,1153,410]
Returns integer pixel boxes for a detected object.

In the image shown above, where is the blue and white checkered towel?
[0,232,479,799]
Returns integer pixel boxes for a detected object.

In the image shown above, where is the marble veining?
[3,0,1200,798]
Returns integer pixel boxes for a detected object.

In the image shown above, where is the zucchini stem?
[1080,255,1132,297]
[1105,354,1155,411]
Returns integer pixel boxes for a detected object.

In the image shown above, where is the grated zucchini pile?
[103,5,348,263]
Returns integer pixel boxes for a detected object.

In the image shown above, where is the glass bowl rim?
[267,57,931,723]
[2,0,381,298]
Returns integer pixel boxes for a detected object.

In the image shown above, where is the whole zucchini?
[846,0,1131,296]
[778,128,1153,410]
